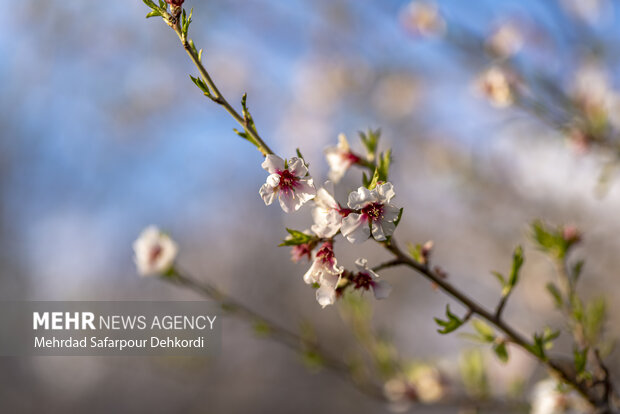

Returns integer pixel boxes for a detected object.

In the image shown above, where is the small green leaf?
[376,149,392,182]
[472,320,495,342]
[434,305,464,335]
[189,75,210,95]
[573,347,588,374]
[143,0,158,9]
[493,342,509,363]
[359,128,381,161]
[546,282,563,308]
[507,245,523,289]
[492,271,506,287]
[279,228,314,247]
[367,168,380,190]
[408,243,423,263]
[146,10,162,18]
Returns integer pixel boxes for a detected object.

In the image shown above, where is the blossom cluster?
[259,133,400,307]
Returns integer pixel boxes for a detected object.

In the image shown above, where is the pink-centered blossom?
[303,241,344,308]
[341,182,401,243]
[133,226,178,276]
[260,155,316,213]
[351,258,392,299]
[324,134,361,183]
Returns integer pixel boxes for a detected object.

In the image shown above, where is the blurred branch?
[380,239,616,412]
[167,268,385,400]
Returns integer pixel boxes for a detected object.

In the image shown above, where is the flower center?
[149,244,163,265]
[351,272,374,291]
[315,241,335,265]
[361,202,384,222]
[277,169,300,194]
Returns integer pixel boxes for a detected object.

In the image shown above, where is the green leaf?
[279,228,314,247]
[573,347,588,374]
[376,149,391,182]
[181,8,193,37]
[367,168,380,190]
[359,128,381,161]
[507,245,523,289]
[189,75,210,95]
[142,0,158,9]
[492,271,506,287]
[408,243,423,263]
[546,282,563,308]
[145,10,162,18]
[434,305,464,335]
[493,342,509,363]
[472,320,495,342]
[572,260,585,285]
[531,220,569,259]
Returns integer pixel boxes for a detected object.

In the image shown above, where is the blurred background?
[2,0,620,412]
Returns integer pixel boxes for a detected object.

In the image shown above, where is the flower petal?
[259,182,277,206]
[311,207,342,238]
[375,182,396,203]
[372,280,392,300]
[288,157,308,178]
[261,154,285,173]
[372,219,396,241]
[383,204,401,222]
[316,285,336,308]
[341,213,370,243]
[347,186,376,209]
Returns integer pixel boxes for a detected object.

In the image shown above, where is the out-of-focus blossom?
[530,379,589,414]
[349,258,392,299]
[486,22,524,59]
[383,377,418,413]
[400,1,446,37]
[560,0,608,23]
[325,134,362,183]
[286,229,315,262]
[260,155,316,213]
[475,66,516,108]
[408,365,445,403]
[133,226,178,276]
[572,62,616,121]
[311,182,349,238]
[341,183,401,243]
[303,241,344,308]
[371,73,420,120]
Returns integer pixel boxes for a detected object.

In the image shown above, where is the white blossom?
[133,226,178,276]
[311,181,344,238]
[475,66,515,108]
[303,241,343,308]
[324,134,361,183]
[341,182,401,243]
[259,154,316,213]
[400,1,446,37]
